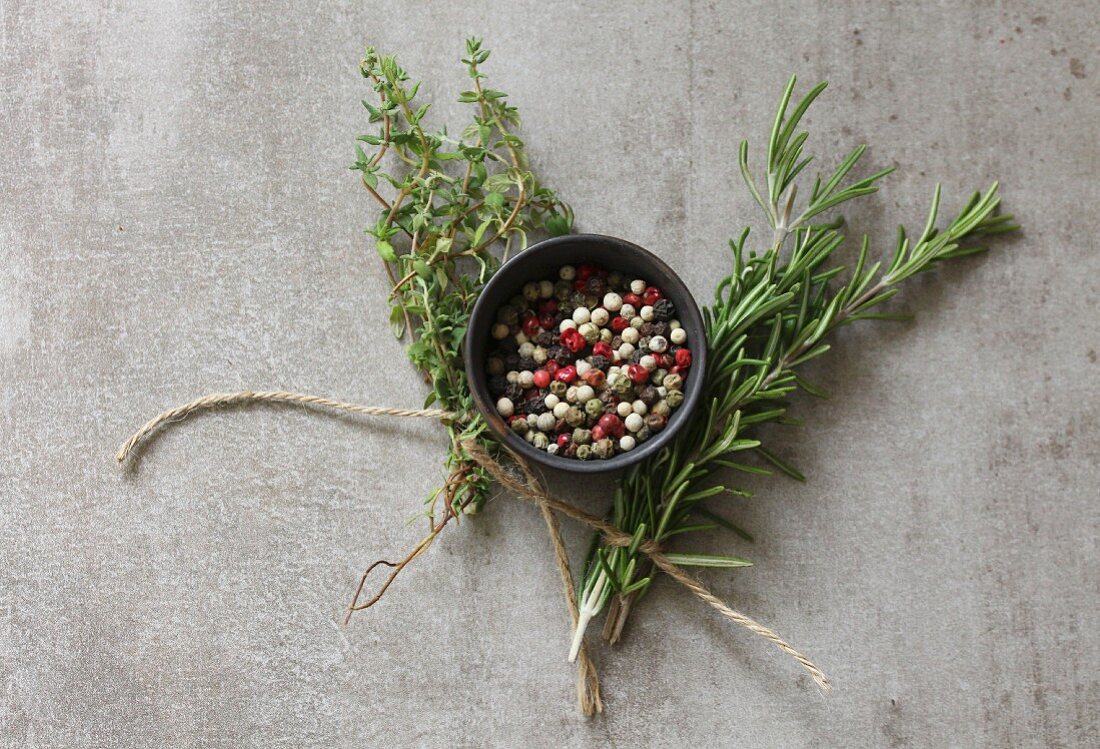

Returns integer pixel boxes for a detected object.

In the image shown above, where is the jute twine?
[116,389,829,710]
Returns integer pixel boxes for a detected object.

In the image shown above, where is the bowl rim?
[464,233,707,474]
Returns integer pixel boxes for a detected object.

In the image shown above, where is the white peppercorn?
[621,327,640,344]
[603,292,623,312]
[619,435,637,451]
[572,306,591,324]
[630,279,646,295]
[575,385,596,403]
[640,305,655,322]
[670,327,687,345]
[536,412,557,433]
[619,303,636,320]
[539,280,554,298]
[624,412,644,432]
[553,401,570,419]
[648,335,668,353]
[590,307,610,327]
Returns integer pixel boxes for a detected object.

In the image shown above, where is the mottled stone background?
[1,1,1097,746]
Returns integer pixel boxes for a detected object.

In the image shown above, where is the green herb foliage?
[348,41,570,610]
[578,77,1017,641]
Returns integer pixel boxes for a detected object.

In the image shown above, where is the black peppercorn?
[588,354,610,371]
[652,298,675,321]
[638,385,659,406]
[504,383,524,401]
[584,276,605,296]
[525,396,548,415]
[518,356,536,372]
[488,375,508,396]
[535,330,553,347]
[554,347,574,366]
[639,322,656,337]
[651,321,669,337]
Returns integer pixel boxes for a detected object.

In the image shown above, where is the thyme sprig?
[574,77,1017,648]
[347,40,570,616]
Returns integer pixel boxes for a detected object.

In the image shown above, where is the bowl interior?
[465,234,707,474]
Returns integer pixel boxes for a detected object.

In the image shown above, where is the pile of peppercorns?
[486,263,693,460]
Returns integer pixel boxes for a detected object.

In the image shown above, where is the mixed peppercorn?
[486,263,692,460]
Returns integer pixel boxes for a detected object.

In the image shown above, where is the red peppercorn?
[583,369,606,388]
[533,369,551,389]
[560,328,586,353]
[626,363,649,384]
[674,348,692,368]
[592,341,613,359]
[538,299,558,315]
[590,424,607,442]
[539,312,556,329]
[545,360,559,376]
[642,286,662,306]
[660,353,675,369]
[623,293,643,307]
[610,317,629,333]
[573,279,587,290]
[555,365,578,384]
[576,264,594,281]
[597,413,625,438]
[556,433,571,448]
[522,315,540,337]
[669,364,683,375]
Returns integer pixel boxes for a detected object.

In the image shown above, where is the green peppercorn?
[549,380,567,398]
[608,372,632,396]
[532,432,550,450]
[663,373,684,391]
[652,400,671,418]
[635,425,652,443]
[576,444,592,460]
[593,438,615,459]
[666,389,685,408]
[565,406,585,427]
[584,398,604,419]
[572,428,592,445]
[510,418,529,436]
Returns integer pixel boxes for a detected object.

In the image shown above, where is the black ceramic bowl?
[465,234,707,474]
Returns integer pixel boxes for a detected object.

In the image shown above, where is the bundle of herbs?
[119,38,1015,715]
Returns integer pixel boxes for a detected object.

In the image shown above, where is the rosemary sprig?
[347,40,570,614]
[573,76,1017,649]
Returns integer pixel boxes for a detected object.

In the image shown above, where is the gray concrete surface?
[2,1,1098,746]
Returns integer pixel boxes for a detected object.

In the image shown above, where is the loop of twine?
[115,390,456,464]
[116,389,829,700]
